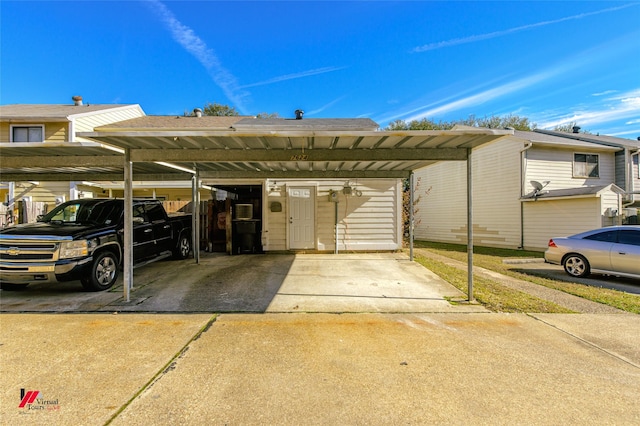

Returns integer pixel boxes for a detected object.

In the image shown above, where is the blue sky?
[1,1,639,137]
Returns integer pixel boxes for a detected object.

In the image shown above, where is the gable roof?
[0,104,143,122]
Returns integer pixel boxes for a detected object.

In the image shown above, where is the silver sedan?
[545,225,640,279]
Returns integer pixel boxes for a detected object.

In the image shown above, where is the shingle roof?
[94,116,380,132]
[95,115,248,130]
[522,184,624,200]
[534,129,640,149]
[0,104,138,120]
[513,130,621,151]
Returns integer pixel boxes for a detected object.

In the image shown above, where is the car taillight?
[548,239,557,248]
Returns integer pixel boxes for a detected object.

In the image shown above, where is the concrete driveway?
[0,253,485,314]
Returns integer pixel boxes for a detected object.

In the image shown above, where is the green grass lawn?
[410,241,640,314]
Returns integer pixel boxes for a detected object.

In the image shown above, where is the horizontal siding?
[413,138,523,248]
[74,106,144,141]
[525,147,616,191]
[263,179,400,251]
[523,198,602,250]
[633,154,640,204]
[265,190,287,251]
[0,121,67,143]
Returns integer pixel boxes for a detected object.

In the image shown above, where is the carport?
[1,122,512,302]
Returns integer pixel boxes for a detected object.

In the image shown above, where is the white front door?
[288,186,315,249]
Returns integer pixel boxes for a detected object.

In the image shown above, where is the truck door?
[146,202,173,254]
[132,204,155,261]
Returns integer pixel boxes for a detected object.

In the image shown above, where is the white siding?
[73,105,144,142]
[413,138,523,248]
[632,154,640,204]
[523,198,602,250]
[263,179,401,252]
[525,147,616,192]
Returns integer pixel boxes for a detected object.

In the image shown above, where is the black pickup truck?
[0,198,192,291]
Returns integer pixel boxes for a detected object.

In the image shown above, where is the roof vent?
[295,109,304,120]
[194,108,203,117]
[572,126,581,133]
[72,96,83,106]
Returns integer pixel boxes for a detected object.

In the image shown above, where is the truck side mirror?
[133,217,144,224]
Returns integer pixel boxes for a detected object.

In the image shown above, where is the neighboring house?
[413,127,638,251]
[0,98,145,205]
[534,129,640,208]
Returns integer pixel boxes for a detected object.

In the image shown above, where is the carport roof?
[1,116,513,181]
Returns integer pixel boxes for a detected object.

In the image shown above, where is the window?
[11,125,44,142]
[584,230,617,243]
[573,153,599,178]
[618,230,640,246]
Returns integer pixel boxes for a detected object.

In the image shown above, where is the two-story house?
[412,127,638,251]
[0,97,145,207]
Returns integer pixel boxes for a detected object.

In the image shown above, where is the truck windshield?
[41,201,120,225]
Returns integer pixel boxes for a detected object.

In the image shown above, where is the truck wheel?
[81,251,119,291]
[173,235,191,259]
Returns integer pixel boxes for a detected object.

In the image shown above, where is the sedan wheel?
[563,254,590,278]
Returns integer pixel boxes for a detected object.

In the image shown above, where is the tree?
[256,112,281,119]
[386,114,535,131]
[202,102,239,116]
[553,121,591,134]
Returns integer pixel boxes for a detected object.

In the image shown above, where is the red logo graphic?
[19,389,40,408]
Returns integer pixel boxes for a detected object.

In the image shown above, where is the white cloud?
[146,0,249,112]
[239,67,347,89]
[400,70,555,123]
[307,96,347,116]
[537,88,640,129]
[412,3,638,53]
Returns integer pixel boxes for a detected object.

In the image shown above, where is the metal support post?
[467,149,474,302]
[123,149,133,302]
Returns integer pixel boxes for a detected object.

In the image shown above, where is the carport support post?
[192,170,200,264]
[123,148,133,302]
[467,149,474,302]
[409,172,414,261]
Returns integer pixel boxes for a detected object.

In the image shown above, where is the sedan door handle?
[144,229,153,233]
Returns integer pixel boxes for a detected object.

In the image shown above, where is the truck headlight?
[59,240,89,259]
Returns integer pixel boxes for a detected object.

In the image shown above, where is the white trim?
[65,104,145,120]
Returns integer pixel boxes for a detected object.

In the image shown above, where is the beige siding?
[0,123,10,142]
[525,147,616,192]
[263,179,401,251]
[523,198,602,250]
[413,138,523,248]
[0,121,68,143]
[265,188,287,251]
